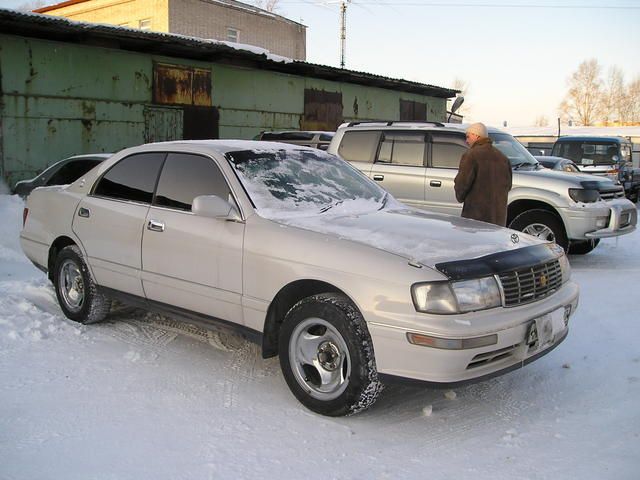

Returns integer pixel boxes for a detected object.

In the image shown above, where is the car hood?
[269,205,543,268]
[515,167,615,186]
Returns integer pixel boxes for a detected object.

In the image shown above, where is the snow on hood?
[269,201,542,268]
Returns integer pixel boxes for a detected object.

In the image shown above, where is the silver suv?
[327,122,637,254]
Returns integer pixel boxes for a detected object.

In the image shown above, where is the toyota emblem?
[510,233,520,244]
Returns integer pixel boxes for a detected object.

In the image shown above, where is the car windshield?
[490,133,539,169]
[227,148,387,218]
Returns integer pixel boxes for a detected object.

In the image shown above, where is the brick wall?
[169,0,306,60]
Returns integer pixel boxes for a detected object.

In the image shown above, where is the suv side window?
[93,153,165,203]
[338,131,381,163]
[154,153,230,211]
[376,133,426,166]
[430,134,467,169]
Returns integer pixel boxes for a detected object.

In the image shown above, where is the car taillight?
[23,207,29,227]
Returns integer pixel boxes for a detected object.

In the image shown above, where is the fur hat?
[466,122,488,138]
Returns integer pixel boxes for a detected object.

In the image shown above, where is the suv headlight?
[568,188,600,203]
[411,277,502,314]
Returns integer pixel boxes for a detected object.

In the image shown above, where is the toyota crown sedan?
[20,141,578,416]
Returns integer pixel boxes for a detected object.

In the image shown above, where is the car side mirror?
[192,195,242,222]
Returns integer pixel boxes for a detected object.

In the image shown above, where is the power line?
[278,1,640,9]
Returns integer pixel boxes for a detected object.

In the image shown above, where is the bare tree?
[602,66,626,124]
[534,115,549,127]
[16,0,48,11]
[559,59,603,126]
[253,0,280,12]
[628,76,640,123]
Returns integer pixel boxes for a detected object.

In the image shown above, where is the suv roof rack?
[346,121,445,128]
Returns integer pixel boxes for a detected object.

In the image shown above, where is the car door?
[368,131,427,208]
[424,133,467,215]
[72,152,166,297]
[141,152,245,323]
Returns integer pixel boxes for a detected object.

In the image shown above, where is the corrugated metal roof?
[0,8,457,99]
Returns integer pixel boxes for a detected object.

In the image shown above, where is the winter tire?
[279,293,383,416]
[509,209,568,251]
[568,238,600,255]
[54,245,111,324]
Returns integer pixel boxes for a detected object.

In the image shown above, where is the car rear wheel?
[279,293,383,416]
[509,209,568,251]
[568,238,600,255]
[54,245,111,324]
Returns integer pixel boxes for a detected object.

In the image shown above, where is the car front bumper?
[367,281,579,385]
[561,198,637,240]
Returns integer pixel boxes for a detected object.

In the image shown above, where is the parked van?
[551,136,639,202]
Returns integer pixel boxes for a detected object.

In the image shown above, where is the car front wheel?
[509,209,568,251]
[279,293,383,416]
[54,245,111,324]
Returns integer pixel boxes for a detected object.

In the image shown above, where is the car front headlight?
[558,251,571,283]
[568,188,600,203]
[412,276,502,314]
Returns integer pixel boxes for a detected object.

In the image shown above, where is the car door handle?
[429,180,442,187]
[147,220,165,232]
[373,174,384,181]
[78,207,91,218]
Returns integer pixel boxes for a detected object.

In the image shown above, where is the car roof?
[65,153,113,161]
[555,136,628,143]
[138,139,322,155]
[336,121,512,136]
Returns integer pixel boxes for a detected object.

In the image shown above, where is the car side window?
[430,134,467,169]
[93,153,165,203]
[376,133,426,167]
[337,131,381,163]
[47,159,101,186]
[154,153,231,211]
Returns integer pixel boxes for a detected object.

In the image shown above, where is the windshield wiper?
[378,192,389,210]
[319,199,344,213]
[512,162,530,170]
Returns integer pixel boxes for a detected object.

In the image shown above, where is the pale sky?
[3,0,640,127]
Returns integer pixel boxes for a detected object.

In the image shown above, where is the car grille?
[498,260,563,307]
[467,344,519,369]
[599,186,625,201]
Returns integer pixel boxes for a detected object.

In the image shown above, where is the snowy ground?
[1,192,638,480]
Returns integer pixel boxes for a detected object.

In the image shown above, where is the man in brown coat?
[454,122,512,226]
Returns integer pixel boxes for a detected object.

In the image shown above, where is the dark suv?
[551,136,639,202]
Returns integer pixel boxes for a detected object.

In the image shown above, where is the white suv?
[327,122,637,254]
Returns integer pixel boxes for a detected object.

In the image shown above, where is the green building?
[0,8,456,187]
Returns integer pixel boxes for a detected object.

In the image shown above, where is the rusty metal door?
[144,106,183,143]
[302,89,343,131]
[153,63,212,107]
[400,100,427,121]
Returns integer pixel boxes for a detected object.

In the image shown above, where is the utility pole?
[339,0,351,68]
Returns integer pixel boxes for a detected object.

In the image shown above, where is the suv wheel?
[509,209,568,251]
[279,293,383,416]
[54,245,111,324]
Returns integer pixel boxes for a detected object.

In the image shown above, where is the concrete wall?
[0,34,447,186]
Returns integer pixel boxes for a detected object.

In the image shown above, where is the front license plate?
[527,308,565,350]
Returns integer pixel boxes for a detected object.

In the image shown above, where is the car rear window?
[337,131,381,163]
